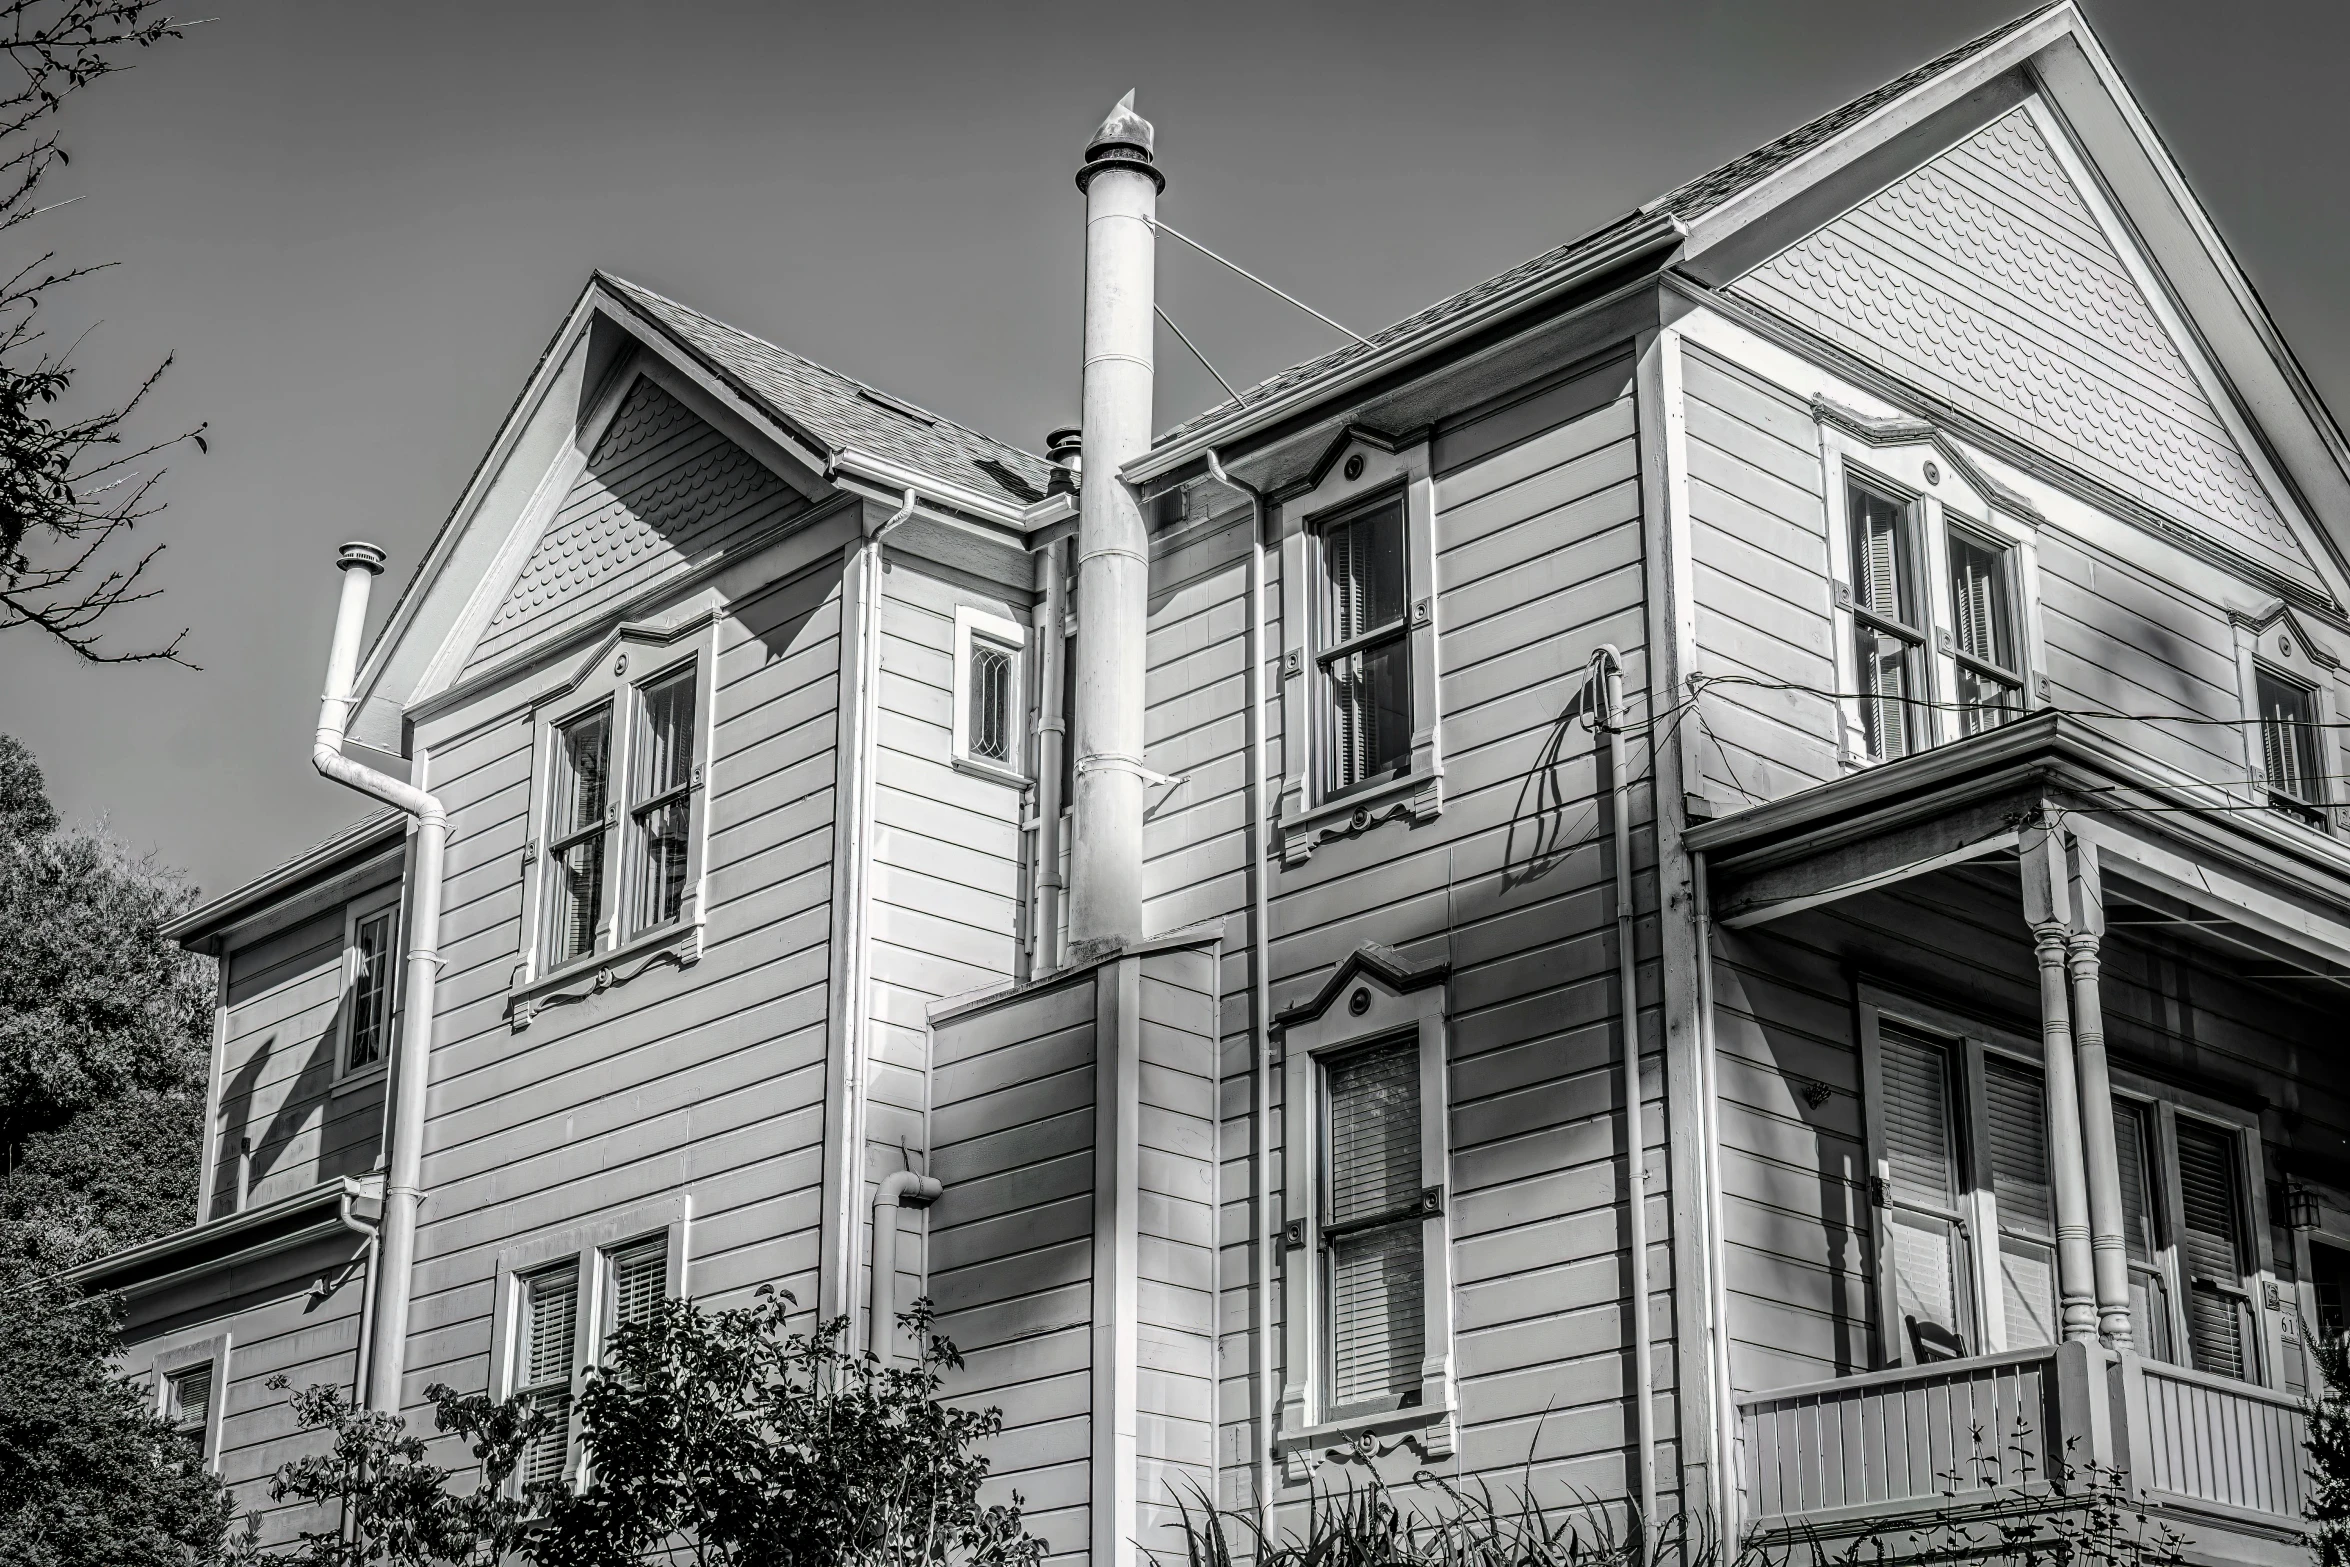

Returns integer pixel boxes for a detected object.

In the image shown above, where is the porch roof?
[1684,712,2350,977]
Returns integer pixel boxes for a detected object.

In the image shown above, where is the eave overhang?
[64,1176,382,1300]
[160,812,408,956]
[1126,212,1683,492]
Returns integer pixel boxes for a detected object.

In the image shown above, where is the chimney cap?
[337,541,387,575]
[1045,426,1083,462]
[1077,91,1164,193]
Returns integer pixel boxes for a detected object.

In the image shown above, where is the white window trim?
[150,1332,231,1474]
[509,614,719,1029]
[2228,605,2344,834]
[1820,423,2045,769]
[1276,963,1454,1474]
[1276,432,1442,864]
[332,884,402,1093]
[951,604,1029,787]
[1859,983,2275,1383]
[488,1196,691,1490]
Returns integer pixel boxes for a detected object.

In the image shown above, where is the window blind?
[2175,1122,2251,1379]
[1983,1059,2057,1347]
[1324,1039,1423,1412]
[169,1365,211,1454]
[1848,483,1919,761]
[2258,668,2326,822]
[521,1264,578,1485]
[607,1238,666,1336]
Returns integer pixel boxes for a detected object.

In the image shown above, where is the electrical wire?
[1155,303,1239,402]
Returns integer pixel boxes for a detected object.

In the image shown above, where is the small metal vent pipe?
[315,542,446,1416]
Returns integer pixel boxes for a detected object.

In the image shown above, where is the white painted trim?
[1275,435,1442,864]
[150,1332,232,1474]
[950,604,1030,787]
[509,616,718,1025]
[1275,971,1454,1477]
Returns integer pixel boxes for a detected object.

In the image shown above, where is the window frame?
[2228,609,2344,836]
[1820,427,2044,770]
[1276,959,1453,1471]
[511,619,718,1027]
[951,604,1030,787]
[488,1196,692,1492]
[149,1332,230,1474]
[334,884,402,1089]
[1276,433,1442,864]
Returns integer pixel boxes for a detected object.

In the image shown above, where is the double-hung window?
[1946,528,2025,734]
[1848,482,1928,762]
[165,1364,213,1459]
[519,627,714,1009]
[1863,990,2266,1379]
[517,1262,580,1488]
[2257,667,2328,831]
[1824,427,2039,768]
[1316,496,1413,798]
[1277,950,1455,1468]
[1322,1038,1426,1415]
[341,890,399,1076]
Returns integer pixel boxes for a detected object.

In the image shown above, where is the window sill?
[1275,1399,1457,1478]
[1277,766,1441,865]
[507,917,702,1031]
[952,755,1030,790]
[329,1064,387,1101]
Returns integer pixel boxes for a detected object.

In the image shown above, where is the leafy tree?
[0,731,212,1278]
[0,1279,235,1567]
[1,0,206,664]
[241,1291,1045,1567]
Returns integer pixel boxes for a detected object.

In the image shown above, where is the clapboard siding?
[389,538,847,1440]
[120,1234,369,1549]
[1680,344,1840,809]
[468,375,813,672]
[213,869,399,1216]
[1142,367,1677,1520]
[861,561,1029,1325]
[931,974,1099,1567]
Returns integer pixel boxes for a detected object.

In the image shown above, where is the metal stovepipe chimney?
[1066,92,1160,957]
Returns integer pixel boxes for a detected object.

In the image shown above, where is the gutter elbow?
[874,1171,943,1210]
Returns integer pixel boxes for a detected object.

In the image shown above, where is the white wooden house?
[77,8,2350,1564]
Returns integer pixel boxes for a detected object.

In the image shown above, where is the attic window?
[855,385,937,426]
[2257,667,2328,831]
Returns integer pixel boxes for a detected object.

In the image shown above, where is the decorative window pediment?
[507,607,719,1028]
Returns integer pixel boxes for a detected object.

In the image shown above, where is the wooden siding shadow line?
[242,994,349,1199]
[1500,679,1603,895]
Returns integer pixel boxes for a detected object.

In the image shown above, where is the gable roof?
[1137,4,2350,601]
[599,275,1053,507]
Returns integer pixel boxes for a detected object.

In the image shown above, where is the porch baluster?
[2067,838,2133,1349]
[2022,818,2101,1344]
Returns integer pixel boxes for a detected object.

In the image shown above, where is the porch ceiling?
[1685,712,2350,979]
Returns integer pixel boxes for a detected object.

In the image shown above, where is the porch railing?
[1737,1344,2311,1542]
[1736,1346,2057,1524]
[2119,1352,2307,1530]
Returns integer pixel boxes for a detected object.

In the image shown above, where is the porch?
[1686,714,2350,1563]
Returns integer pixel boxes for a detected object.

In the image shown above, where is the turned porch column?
[2067,837,2134,1349]
[2021,816,2100,1343]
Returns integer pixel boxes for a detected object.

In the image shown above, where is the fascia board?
[1670,5,2077,266]
[828,448,1031,531]
[1126,215,1682,486]
[159,814,407,952]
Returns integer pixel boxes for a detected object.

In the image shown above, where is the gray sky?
[3,0,2344,899]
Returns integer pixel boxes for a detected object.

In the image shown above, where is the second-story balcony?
[1688,712,2350,1567]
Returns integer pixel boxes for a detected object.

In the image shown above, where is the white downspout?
[1032,535,1071,975]
[1204,451,1278,1529]
[1695,851,1737,1545]
[1594,645,1657,1559]
[870,1170,943,1363]
[314,541,444,1417]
